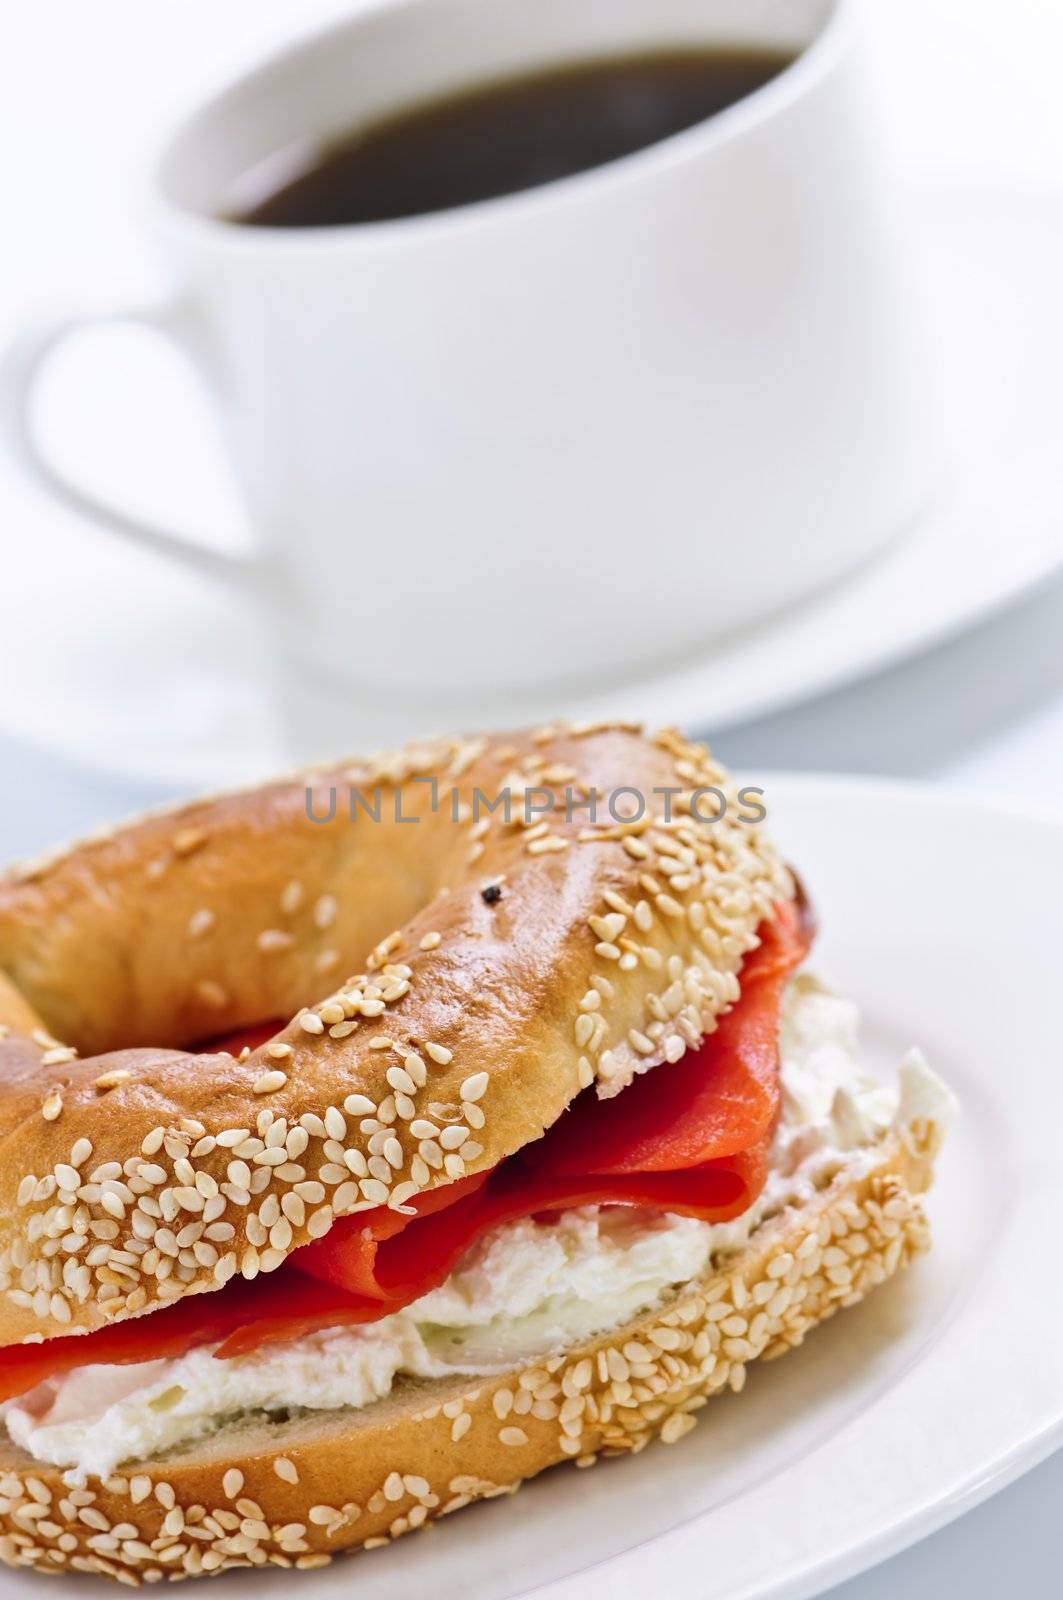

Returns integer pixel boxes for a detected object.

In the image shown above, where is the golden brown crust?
[0,1126,940,1584]
[0,725,790,1345]
[0,974,44,1038]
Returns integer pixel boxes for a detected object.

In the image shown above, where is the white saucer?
[5,777,1059,1599]
[3,181,1062,791]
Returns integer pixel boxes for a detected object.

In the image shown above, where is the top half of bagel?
[0,723,792,1348]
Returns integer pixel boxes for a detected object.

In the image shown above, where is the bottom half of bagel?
[0,976,955,1586]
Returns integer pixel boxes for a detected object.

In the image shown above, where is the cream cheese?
[2,974,956,1480]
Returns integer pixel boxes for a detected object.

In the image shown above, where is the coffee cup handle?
[1,303,260,587]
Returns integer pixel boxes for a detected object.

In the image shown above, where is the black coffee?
[230,46,792,228]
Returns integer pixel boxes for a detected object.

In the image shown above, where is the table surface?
[3,1,1063,1593]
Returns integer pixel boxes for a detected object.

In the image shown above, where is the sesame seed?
[273,1456,299,1483]
[419,931,442,951]
[314,895,338,929]
[187,908,215,939]
[570,1357,594,1391]
[499,1426,528,1447]
[222,1469,243,1499]
[459,1071,489,1102]
[319,1107,344,1142]
[194,978,227,1008]
[70,1137,93,1167]
[623,836,650,859]
[344,1093,376,1116]
[266,1041,292,1059]
[527,836,568,855]
[279,880,304,915]
[404,1052,427,1085]
[94,1068,132,1090]
[41,1045,77,1066]
[329,1180,357,1213]
[258,928,295,953]
[41,1092,63,1122]
[253,1071,287,1095]
[299,1012,325,1036]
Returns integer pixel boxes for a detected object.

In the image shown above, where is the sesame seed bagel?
[0,723,790,1347]
[0,1122,943,1585]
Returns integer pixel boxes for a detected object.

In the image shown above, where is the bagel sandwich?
[0,723,955,1584]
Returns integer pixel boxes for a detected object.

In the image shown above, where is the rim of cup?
[153,0,854,252]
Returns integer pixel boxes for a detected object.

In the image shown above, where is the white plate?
[4,775,1060,1599]
[3,181,1063,791]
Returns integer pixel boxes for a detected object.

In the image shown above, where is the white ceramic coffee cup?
[3,0,938,699]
